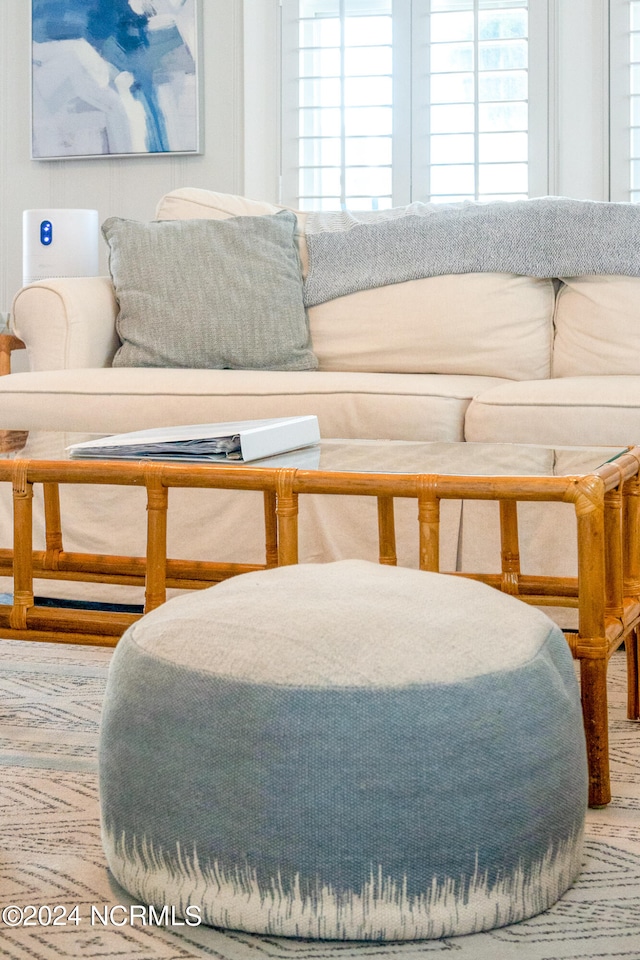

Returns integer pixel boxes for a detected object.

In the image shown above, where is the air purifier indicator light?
[40,220,53,245]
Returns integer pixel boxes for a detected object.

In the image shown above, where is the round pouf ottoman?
[99,559,587,941]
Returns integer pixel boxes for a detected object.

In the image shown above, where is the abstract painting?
[31,0,200,159]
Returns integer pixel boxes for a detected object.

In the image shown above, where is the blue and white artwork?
[31,0,200,159]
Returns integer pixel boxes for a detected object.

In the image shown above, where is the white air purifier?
[22,208,99,286]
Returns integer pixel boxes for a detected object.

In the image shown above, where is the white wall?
[0,0,245,313]
[549,0,610,201]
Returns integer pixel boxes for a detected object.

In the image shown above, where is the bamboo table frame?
[0,442,639,808]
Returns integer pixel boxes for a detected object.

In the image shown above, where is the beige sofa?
[1,188,639,607]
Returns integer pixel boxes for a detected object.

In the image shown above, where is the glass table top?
[0,430,629,480]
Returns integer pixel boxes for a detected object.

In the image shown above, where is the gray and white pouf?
[99,560,587,941]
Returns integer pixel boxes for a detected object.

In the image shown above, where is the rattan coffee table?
[0,433,639,807]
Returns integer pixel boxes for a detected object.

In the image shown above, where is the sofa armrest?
[0,334,26,376]
[11,277,120,371]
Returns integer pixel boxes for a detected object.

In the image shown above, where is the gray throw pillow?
[102,212,317,370]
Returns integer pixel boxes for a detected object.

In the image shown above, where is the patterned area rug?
[1,639,639,960]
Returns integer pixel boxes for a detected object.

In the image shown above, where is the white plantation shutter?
[632,1,640,200]
[280,0,546,210]
[282,0,395,211]
[610,0,640,201]
[427,0,529,201]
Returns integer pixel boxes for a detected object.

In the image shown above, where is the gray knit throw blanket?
[302,197,640,307]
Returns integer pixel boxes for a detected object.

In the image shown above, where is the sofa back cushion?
[309,273,554,379]
[156,188,310,275]
[156,189,555,380]
[552,276,640,376]
[156,189,284,221]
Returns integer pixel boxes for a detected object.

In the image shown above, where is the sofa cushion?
[465,377,640,446]
[310,273,554,379]
[155,188,310,275]
[0,368,508,441]
[102,213,317,371]
[155,188,285,222]
[552,276,640,377]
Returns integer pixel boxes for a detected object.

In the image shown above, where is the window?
[628,1,640,200]
[280,0,547,210]
[611,0,640,201]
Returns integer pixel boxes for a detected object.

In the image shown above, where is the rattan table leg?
[574,476,610,807]
[580,656,610,807]
[626,625,640,719]
[604,487,624,620]
[276,469,299,566]
[418,477,439,572]
[499,500,520,596]
[145,468,168,612]
[377,496,397,565]
[263,491,279,568]
[622,474,640,719]
[11,461,34,630]
[43,482,63,570]
[623,474,640,599]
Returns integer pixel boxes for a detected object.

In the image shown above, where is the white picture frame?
[31,0,202,160]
